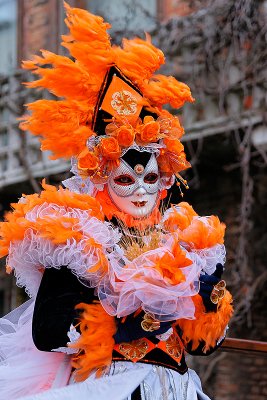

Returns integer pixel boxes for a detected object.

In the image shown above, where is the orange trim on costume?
[114,338,156,363]
[70,301,117,381]
[156,330,184,363]
[113,330,184,365]
[176,291,233,352]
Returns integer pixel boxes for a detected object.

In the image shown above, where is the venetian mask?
[107,151,160,218]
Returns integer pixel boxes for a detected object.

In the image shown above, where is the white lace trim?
[192,244,226,275]
[99,235,204,321]
[52,324,80,355]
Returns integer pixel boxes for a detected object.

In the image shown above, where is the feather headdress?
[20,2,194,185]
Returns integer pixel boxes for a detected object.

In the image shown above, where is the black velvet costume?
[32,267,223,377]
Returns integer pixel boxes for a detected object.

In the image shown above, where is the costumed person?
[0,3,233,399]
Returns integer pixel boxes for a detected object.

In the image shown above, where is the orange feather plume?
[163,202,198,232]
[20,2,193,173]
[20,100,94,159]
[0,180,104,259]
[141,74,194,109]
[71,302,117,381]
[176,291,233,351]
[179,216,226,249]
[113,35,165,84]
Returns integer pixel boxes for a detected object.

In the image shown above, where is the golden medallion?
[111,90,137,115]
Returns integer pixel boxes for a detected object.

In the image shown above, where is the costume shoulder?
[162,201,226,274]
[0,181,120,297]
[162,202,233,351]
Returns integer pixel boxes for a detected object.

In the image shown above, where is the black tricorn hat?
[92,66,158,136]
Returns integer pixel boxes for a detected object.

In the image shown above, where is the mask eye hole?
[114,174,135,186]
[144,173,159,184]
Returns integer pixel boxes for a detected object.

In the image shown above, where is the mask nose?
[135,187,146,197]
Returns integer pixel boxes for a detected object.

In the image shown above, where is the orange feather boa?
[176,291,233,352]
[70,302,117,382]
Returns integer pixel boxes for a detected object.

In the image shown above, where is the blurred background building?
[0,1,267,398]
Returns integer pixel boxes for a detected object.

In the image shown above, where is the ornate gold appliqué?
[210,279,226,304]
[111,90,137,115]
[165,334,182,359]
[141,312,161,332]
[119,339,149,361]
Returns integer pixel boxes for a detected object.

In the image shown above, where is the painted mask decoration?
[107,150,160,218]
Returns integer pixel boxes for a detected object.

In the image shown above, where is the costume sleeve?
[32,267,96,351]
[175,291,233,354]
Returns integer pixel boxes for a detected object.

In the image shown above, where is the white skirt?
[20,361,211,400]
[0,300,211,400]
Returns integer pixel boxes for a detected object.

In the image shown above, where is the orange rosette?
[77,148,99,176]
[164,137,184,154]
[137,116,161,143]
[116,125,135,147]
[99,137,121,160]
[153,241,192,285]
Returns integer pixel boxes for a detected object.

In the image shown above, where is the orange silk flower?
[116,126,135,147]
[99,137,121,160]
[78,149,99,172]
[139,120,160,143]
[164,137,184,155]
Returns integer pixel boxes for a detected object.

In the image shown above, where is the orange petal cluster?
[153,240,192,285]
[77,113,189,180]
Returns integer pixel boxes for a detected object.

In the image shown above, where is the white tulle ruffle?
[192,244,226,275]
[6,200,226,317]
[7,202,121,297]
[99,235,204,321]
[0,299,71,399]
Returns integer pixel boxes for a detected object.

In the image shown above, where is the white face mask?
[107,153,160,218]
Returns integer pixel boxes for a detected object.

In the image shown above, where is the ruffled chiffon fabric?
[0,198,225,398]
[0,300,212,400]
[7,202,121,297]
[0,300,71,399]
[99,238,203,321]
[6,202,226,321]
